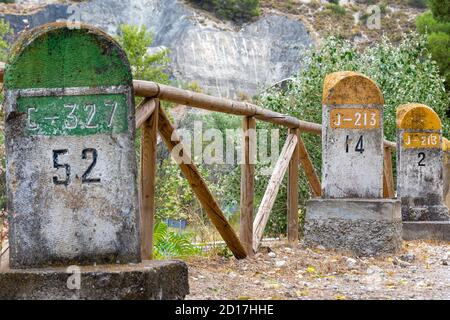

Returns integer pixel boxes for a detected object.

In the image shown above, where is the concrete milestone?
[396,104,449,221]
[305,71,402,256]
[0,22,188,300]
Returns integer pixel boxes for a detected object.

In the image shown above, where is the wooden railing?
[132,80,397,259]
[0,65,397,259]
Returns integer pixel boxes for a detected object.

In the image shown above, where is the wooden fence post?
[297,136,322,197]
[253,132,298,252]
[240,116,256,257]
[139,99,159,260]
[383,146,395,199]
[288,128,300,244]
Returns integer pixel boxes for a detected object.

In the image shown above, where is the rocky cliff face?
[1,0,313,98]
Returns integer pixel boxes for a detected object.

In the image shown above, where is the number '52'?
[53,149,101,186]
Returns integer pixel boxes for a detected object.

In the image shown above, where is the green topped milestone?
[4,22,134,137]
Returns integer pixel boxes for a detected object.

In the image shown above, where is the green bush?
[416,0,450,89]
[428,0,450,22]
[227,34,449,237]
[0,19,13,211]
[188,0,260,23]
[326,3,346,15]
[116,24,170,84]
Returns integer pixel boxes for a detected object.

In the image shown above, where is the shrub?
[416,0,450,89]
[326,3,346,15]
[0,19,13,212]
[116,24,170,84]
[188,0,261,23]
[428,0,450,22]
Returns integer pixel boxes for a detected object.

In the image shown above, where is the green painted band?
[18,93,129,136]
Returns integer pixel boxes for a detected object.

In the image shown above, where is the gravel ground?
[186,240,450,300]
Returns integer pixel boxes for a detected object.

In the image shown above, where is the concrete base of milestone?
[0,250,189,300]
[403,221,450,242]
[402,205,450,222]
[304,199,402,256]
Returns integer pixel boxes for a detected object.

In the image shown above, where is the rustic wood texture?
[297,135,322,197]
[240,116,256,257]
[133,80,320,131]
[157,107,247,259]
[288,128,300,244]
[383,146,395,198]
[253,133,298,252]
[136,98,157,129]
[139,99,159,260]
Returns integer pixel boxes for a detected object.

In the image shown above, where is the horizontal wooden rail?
[133,80,397,149]
[134,80,319,132]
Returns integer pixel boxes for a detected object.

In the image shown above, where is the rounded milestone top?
[4,22,132,90]
[322,71,384,106]
[396,103,442,130]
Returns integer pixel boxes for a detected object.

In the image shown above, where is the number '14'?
[346,135,365,154]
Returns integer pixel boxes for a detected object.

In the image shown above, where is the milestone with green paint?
[18,93,128,136]
[5,23,140,269]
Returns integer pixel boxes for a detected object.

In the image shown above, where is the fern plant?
[153,222,201,259]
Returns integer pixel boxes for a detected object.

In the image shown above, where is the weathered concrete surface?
[304,199,403,256]
[403,221,450,241]
[396,104,449,221]
[0,255,189,300]
[322,72,385,199]
[5,23,140,269]
[0,0,313,98]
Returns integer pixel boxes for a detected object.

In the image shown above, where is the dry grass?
[260,0,426,47]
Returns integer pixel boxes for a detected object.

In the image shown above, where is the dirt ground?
[186,240,450,300]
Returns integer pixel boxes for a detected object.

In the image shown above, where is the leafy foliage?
[0,19,12,63]
[0,19,12,212]
[416,1,450,89]
[153,221,201,259]
[188,0,260,23]
[155,159,196,221]
[155,111,241,223]
[428,0,450,22]
[116,24,170,84]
